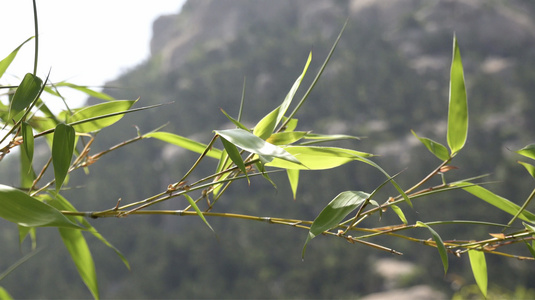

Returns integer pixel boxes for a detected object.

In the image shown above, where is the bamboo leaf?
[390,204,407,224]
[214,128,301,164]
[58,228,99,299]
[0,37,34,78]
[0,248,41,282]
[517,144,535,161]
[411,130,450,161]
[265,146,373,170]
[447,35,468,155]
[468,250,488,297]
[145,132,222,159]
[454,182,535,222]
[300,133,361,145]
[0,185,82,229]
[52,124,75,192]
[0,286,14,300]
[266,131,307,145]
[253,106,280,140]
[54,82,114,101]
[21,122,34,169]
[518,161,535,180]
[416,221,448,274]
[67,100,136,133]
[220,108,250,131]
[287,169,299,200]
[9,73,43,120]
[277,52,312,125]
[184,194,214,232]
[220,137,249,184]
[302,191,369,258]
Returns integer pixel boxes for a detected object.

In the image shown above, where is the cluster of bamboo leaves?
[1,4,535,299]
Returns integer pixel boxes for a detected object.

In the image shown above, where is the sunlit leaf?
[454,182,535,222]
[287,169,299,200]
[54,82,114,101]
[9,73,43,120]
[220,137,249,184]
[215,128,301,165]
[300,133,360,145]
[518,161,535,180]
[52,124,75,192]
[58,228,99,299]
[0,185,82,229]
[253,107,280,140]
[68,100,136,133]
[266,131,307,145]
[447,35,468,155]
[145,132,222,159]
[517,144,535,161]
[0,286,13,300]
[416,221,448,274]
[184,194,214,232]
[220,108,250,131]
[0,36,34,78]
[265,146,373,170]
[468,249,487,297]
[411,130,450,161]
[277,52,312,125]
[390,204,407,224]
[302,191,369,258]
[525,222,535,233]
[281,118,298,132]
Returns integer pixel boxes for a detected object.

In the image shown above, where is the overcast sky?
[0,1,185,107]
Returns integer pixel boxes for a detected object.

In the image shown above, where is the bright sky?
[0,0,185,107]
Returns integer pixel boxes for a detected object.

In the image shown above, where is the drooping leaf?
[265,146,373,170]
[266,131,307,145]
[9,73,43,120]
[67,100,137,132]
[302,191,369,258]
[276,52,312,125]
[517,144,535,161]
[287,169,299,200]
[416,221,448,274]
[390,204,407,225]
[518,161,535,180]
[447,35,468,156]
[18,226,36,250]
[21,122,34,169]
[52,124,75,192]
[524,241,535,259]
[0,185,82,229]
[145,132,222,159]
[184,194,214,232]
[220,137,249,184]
[19,136,36,189]
[454,182,535,222]
[411,130,450,161]
[54,82,114,101]
[58,228,99,299]
[468,249,488,298]
[214,128,301,165]
[253,107,280,140]
[0,36,34,78]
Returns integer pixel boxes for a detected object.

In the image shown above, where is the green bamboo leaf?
[214,128,301,165]
[0,248,41,282]
[54,82,114,101]
[447,35,468,155]
[18,226,36,250]
[281,118,298,132]
[302,191,369,258]
[468,250,487,298]
[300,133,361,145]
[67,100,136,133]
[254,107,280,140]
[0,286,14,300]
[525,222,535,233]
[220,108,250,131]
[21,122,34,169]
[220,137,249,184]
[0,185,82,229]
[9,73,43,120]
[518,161,535,180]
[454,182,535,222]
[416,221,448,274]
[52,124,75,192]
[411,130,450,161]
[266,131,307,145]
[0,37,34,78]
[145,132,222,159]
[524,241,535,259]
[287,169,299,200]
[265,146,373,170]
[58,228,99,299]
[20,135,36,189]
[184,194,214,232]
[390,204,407,224]
[277,52,312,125]
[517,144,535,161]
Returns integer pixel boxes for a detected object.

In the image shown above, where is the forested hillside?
[2,0,535,298]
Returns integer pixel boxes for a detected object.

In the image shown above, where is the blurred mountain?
[4,0,535,298]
